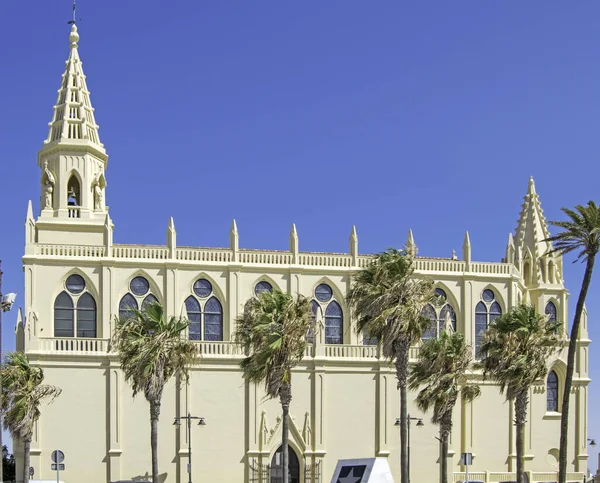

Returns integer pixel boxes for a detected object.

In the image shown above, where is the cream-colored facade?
[15,25,591,483]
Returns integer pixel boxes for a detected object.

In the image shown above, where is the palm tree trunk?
[515,391,528,483]
[559,255,595,483]
[440,414,452,483]
[23,438,31,483]
[280,382,292,483]
[150,399,161,483]
[395,339,410,483]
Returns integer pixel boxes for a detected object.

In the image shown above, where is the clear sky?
[0,0,599,468]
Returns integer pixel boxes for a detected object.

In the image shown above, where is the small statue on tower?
[42,160,55,210]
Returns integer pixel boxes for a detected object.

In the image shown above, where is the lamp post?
[174,413,206,483]
[395,414,424,483]
[589,438,597,448]
[0,261,17,483]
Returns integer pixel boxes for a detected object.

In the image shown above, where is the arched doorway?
[270,445,300,483]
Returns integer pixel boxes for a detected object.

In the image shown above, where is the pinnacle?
[463,231,471,247]
[231,219,238,233]
[41,24,106,161]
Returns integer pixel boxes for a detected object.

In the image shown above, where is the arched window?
[421,304,437,340]
[439,304,457,333]
[184,280,224,341]
[325,301,343,345]
[475,290,503,357]
[142,294,158,310]
[204,297,223,341]
[54,275,98,338]
[271,445,300,483]
[254,281,273,296]
[185,296,201,341]
[119,293,138,320]
[547,370,559,412]
[523,261,531,285]
[67,175,81,206]
[545,302,557,324]
[77,293,97,338]
[54,291,74,337]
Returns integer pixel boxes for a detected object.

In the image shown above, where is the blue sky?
[1,0,599,467]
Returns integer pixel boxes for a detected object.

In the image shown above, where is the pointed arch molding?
[119,270,164,303]
[310,276,349,333]
[66,169,84,205]
[263,410,308,454]
[182,273,226,308]
[51,269,100,305]
[251,274,283,294]
[479,283,507,313]
[434,282,461,323]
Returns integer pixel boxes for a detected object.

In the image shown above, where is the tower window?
[475,289,502,357]
[545,301,557,324]
[547,370,559,412]
[54,274,97,338]
[67,175,81,207]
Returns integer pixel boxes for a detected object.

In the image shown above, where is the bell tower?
[34,24,111,246]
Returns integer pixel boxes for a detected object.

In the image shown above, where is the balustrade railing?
[113,244,169,260]
[453,472,584,483]
[36,337,109,354]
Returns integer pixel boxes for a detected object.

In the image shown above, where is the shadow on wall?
[111,473,167,483]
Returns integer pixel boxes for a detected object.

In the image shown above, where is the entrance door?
[270,445,300,483]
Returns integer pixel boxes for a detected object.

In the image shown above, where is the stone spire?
[166,217,176,259]
[290,224,299,254]
[505,232,515,264]
[42,24,105,159]
[514,176,553,259]
[230,219,239,252]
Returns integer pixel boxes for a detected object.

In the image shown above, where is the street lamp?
[395,414,424,483]
[0,261,16,483]
[589,438,597,447]
[174,412,206,483]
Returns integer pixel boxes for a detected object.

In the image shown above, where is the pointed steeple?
[349,225,358,262]
[462,231,471,263]
[514,176,552,259]
[25,200,35,249]
[505,232,515,264]
[42,24,105,158]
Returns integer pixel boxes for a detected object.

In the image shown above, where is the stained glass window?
[490,302,502,322]
[204,297,223,341]
[434,288,447,306]
[142,294,158,311]
[66,274,85,294]
[193,279,212,298]
[545,302,557,324]
[363,330,378,346]
[315,284,333,302]
[475,302,488,357]
[130,276,150,296]
[482,289,495,303]
[77,293,97,338]
[254,281,273,296]
[54,291,74,337]
[119,293,138,320]
[325,301,343,344]
[439,304,457,334]
[185,296,201,341]
[421,304,437,340]
[547,370,559,412]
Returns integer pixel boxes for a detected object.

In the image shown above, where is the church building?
[15,24,591,483]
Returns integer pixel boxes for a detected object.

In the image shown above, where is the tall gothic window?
[475,289,502,357]
[312,283,344,344]
[54,274,97,338]
[421,288,457,340]
[545,301,557,324]
[547,370,559,412]
[184,278,223,341]
[119,276,159,320]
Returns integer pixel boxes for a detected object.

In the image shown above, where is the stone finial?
[406,229,416,255]
[349,225,358,260]
[166,217,176,258]
[528,176,536,195]
[26,200,33,220]
[230,219,239,253]
[290,223,299,255]
[463,231,471,263]
[69,24,80,48]
[452,249,458,261]
[506,232,515,264]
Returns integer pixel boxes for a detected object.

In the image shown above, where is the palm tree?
[408,331,480,483]
[110,301,197,483]
[546,201,600,483]
[347,248,435,483]
[0,352,61,483]
[478,304,561,483]
[234,289,312,483]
